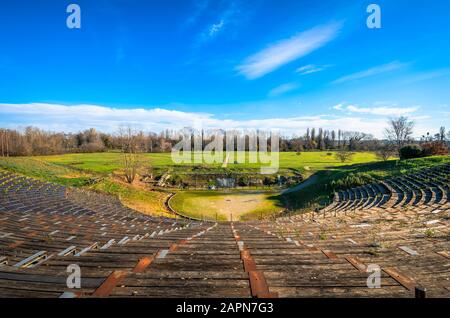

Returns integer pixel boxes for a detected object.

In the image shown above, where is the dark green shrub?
[399,145,423,160]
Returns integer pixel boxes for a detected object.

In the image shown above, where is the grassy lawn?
[35,151,380,174]
[169,190,283,221]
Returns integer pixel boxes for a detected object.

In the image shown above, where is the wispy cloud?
[295,64,330,75]
[268,82,299,97]
[208,20,225,37]
[332,61,407,84]
[197,0,241,43]
[236,22,342,79]
[333,102,420,116]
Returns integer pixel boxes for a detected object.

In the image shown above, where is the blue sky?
[0,0,449,137]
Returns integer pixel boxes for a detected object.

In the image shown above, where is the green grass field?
[35,151,380,174]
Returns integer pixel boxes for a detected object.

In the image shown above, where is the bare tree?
[385,117,414,154]
[0,129,10,157]
[335,150,354,163]
[376,144,395,161]
[118,127,144,184]
[438,126,446,142]
[342,131,372,151]
[0,129,5,157]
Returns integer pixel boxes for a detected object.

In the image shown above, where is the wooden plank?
[125,270,248,279]
[271,286,410,298]
[132,257,155,273]
[383,267,416,291]
[74,242,98,257]
[398,246,419,256]
[111,286,251,298]
[58,246,77,257]
[14,251,48,268]
[241,250,257,272]
[322,250,338,260]
[345,256,367,272]
[169,244,179,252]
[92,270,128,297]
[8,241,24,248]
[436,251,449,259]
[156,249,169,259]
[248,271,277,298]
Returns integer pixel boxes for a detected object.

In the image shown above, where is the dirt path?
[222,153,230,168]
[280,174,318,195]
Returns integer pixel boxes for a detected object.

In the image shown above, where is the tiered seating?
[324,164,450,213]
[233,223,411,297]
[1,168,448,298]
[266,199,450,297]
[110,223,252,298]
[0,170,205,297]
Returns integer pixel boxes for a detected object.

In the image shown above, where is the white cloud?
[268,82,299,97]
[332,61,407,84]
[332,103,344,110]
[334,103,420,116]
[296,64,329,75]
[346,105,419,116]
[236,22,342,79]
[0,102,393,137]
[1,101,441,139]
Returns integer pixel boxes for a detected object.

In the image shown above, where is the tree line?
[0,117,449,158]
[0,127,173,157]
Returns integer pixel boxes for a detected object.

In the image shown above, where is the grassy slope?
[91,179,170,217]
[281,155,450,212]
[0,157,93,186]
[0,157,171,217]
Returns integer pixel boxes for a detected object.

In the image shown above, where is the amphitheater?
[0,164,448,298]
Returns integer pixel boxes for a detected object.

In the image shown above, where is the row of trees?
[1,117,449,158]
[286,129,373,152]
[0,127,173,157]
